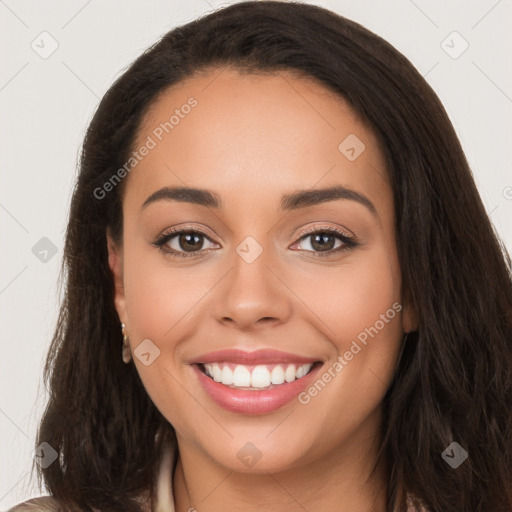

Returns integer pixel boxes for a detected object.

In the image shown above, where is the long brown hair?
[35,2,512,511]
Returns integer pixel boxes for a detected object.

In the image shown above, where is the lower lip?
[192,363,323,415]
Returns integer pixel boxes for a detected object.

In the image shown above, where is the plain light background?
[1,0,511,508]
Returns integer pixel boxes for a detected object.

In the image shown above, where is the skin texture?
[107,68,417,512]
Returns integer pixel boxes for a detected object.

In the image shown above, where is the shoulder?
[6,496,62,512]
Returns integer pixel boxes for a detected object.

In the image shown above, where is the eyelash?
[152,225,359,259]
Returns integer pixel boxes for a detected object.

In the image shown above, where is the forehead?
[127,68,390,212]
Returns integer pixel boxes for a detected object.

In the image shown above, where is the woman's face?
[108,68,416,474]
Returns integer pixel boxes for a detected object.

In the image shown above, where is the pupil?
[180,233,202,251]
[311,233,334,251]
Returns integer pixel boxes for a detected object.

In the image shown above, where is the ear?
[107,228,127,324]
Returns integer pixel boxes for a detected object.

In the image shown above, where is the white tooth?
[212,363,223,382]
[204,364,214,379]
[213,363,312,388]
[271,365,285,385]
[251,365,271,388]
[297,363,313,378]
[221,365,234,385]
[284,364,297,383]
[233,365,251,387]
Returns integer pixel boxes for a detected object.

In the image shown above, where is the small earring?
[120,322,132,364]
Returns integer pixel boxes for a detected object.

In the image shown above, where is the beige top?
[8,443,419,511]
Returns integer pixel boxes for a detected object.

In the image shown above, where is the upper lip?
[190,349,320,365]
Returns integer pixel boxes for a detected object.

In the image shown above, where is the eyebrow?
[141,185,377,216]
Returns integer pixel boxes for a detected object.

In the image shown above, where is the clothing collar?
[155,440,176,512]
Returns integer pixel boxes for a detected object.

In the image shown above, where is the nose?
[212,244,292,331]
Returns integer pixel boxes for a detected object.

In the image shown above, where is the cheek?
[122,237,209,342]
[120,240,193,410]
[300,246,400,347]
[294,246,403,425]
[120,238,229,429]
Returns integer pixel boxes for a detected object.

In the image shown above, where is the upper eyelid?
[158,227,217,244]
[297,224,354,238]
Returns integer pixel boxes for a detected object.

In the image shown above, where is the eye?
[153,228,219,258]
[290,226,358,258]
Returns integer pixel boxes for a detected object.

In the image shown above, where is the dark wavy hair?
[32,2,512,511]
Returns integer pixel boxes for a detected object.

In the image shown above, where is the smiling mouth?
[196,361,323,390]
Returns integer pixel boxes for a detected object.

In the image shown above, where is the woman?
[9,1,512,511]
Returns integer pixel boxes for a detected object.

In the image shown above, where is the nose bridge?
[213,234,291,329]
